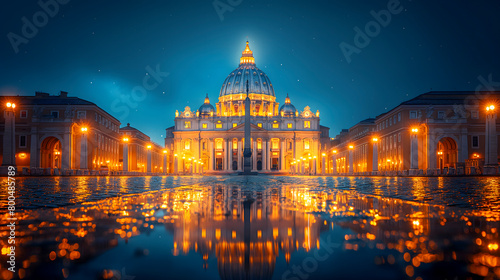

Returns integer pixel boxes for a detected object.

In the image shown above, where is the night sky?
[1,0,500,144]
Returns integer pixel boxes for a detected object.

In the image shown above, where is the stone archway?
[40,136,62,169]
[437,137,458,169]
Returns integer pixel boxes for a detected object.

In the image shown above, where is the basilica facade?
[165,42,331,174]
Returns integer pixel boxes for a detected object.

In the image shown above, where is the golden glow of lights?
[411,128,419,133]
[123,137,129,142]
[257,230,262,239]
[486,104,495,111]
[81,127,88,132]
[332,150,337,154]
[232,231,236,239]
[147,145,152,149]
[6,102,12,108]
[348,145,354,149]
[18,153,27,159]
[322,153,326,157]
[372,137,378,142]
[437,151,443,155]
[163,150,167,154]
[488,243,499,251]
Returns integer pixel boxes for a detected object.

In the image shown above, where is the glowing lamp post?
[2,102,16,166]
[410,128,419,175]
[122,137,129,172]
[484,104,498,174]
[146,145,152,173]
[80,127,89,170]
[372,137,379,174]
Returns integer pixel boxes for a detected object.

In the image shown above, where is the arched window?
[184,139,191,150]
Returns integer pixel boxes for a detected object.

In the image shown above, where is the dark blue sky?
[2,0,500,144]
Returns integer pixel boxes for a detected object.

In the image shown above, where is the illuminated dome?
[199,94,215,115]
[279,94,297,117]
[219,42,275,97]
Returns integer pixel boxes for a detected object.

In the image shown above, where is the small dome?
[199,94,215,115]
[279,94,297,117]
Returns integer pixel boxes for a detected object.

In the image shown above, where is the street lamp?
[372,137,378,142]
[81,127,88,132]
[348,145,354,149]
[411,127,419,133]
[123,137,129,142]
[147,145,152,149]
[486,105,495,111]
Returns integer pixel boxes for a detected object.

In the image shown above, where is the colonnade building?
[328,91,499,176]
[165,42,331,174]
[0,91,163,175]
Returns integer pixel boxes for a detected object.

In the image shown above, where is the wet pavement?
[0,175,499,280]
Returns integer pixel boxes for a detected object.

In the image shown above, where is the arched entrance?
[436,137,458,170]
[41,137,62,169]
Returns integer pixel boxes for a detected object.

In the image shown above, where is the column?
[2,105,16,166]
[147,148,152,173]
[426,133,436,172]
[223,139,228,171]
[252,140,257,171]
[485,106,498,174]
[174,155,178,174]
[266,139,271,171]
[209,140,214,171]
[280,140,285,171]
[61,133,71,170]
[30,127,38,168]
[80,132,88,169]
[348,149,354,174]
[228,139,233,171]
[321,154,326,175]
[372,141,378,175]
[163,151,167,174]
[410,132,419,171]
[237,139,242,171]
[262,140,267,171]
[332,154,337,175]
[123,142,129,172]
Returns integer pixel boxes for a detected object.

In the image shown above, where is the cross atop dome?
[240,41,255,66]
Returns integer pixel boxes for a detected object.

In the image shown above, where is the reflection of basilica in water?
[2,177,500,280]
[161,185,326,279]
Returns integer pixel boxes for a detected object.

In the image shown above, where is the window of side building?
[409,111,417,119]
[19,135,27,148]
[77,111,86,119]
[471,110,479,119]
[51,111,59,118]
[472,136,479,148]
[287,123,292,129]
[20,110,27,119]
[184,121,191,128]
[304,121,311,128]
[202,123,208,129]
[216,122,222,129]
[398,112,401,122]
[272,122,279,129]
[437,111,445,119]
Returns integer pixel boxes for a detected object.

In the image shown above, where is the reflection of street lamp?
[411,128,419,133]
